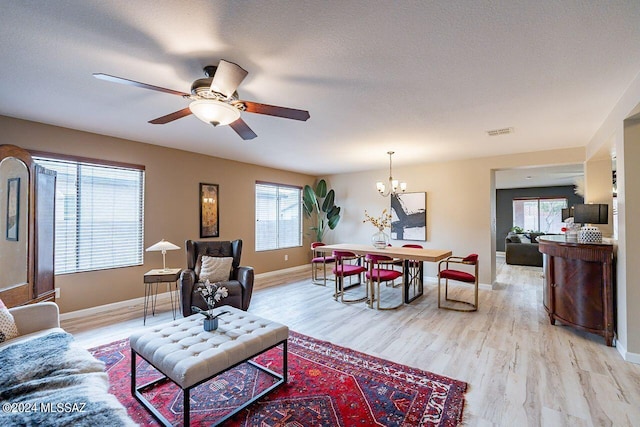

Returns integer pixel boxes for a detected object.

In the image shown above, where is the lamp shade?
[573,204,608,225]
[146,239,180,252]
[146,239,180,271]
[189,99,240,126]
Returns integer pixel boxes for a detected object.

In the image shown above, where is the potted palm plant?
[303,179,341,242]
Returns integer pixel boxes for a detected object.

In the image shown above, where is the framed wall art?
[6,177,20,241]
[390,191,426,241]
[199,183,219,238]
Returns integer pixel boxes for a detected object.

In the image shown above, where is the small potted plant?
[509,226,524,235]
[192,279,229,331]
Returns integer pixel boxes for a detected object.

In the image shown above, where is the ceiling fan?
[93,59,310,140]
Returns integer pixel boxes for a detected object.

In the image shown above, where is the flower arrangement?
[363,209,392,231]
[192,279,229,320]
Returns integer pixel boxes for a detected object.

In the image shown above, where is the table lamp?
[573,204,608,243]
[146,239,180,272]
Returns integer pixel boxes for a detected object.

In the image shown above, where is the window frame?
[255,181,303,252]
[32,151,145,275]
[512,196,567,233]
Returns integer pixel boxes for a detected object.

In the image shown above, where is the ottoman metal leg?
[132,339,288,427]
[132,349,174,426]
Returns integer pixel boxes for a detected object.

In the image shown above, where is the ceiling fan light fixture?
[189,99,240,126]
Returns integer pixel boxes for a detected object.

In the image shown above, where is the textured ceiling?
[1,1,639,176]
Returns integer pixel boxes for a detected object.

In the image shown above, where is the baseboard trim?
[60,265,491,320]
[60,291,174,321]
[255,264,308,279]
[60,265,309,320]
[615,340,640,364]
[254,265,308,290]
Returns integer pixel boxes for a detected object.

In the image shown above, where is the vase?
[371,229,389,249]
[203,317,218,331]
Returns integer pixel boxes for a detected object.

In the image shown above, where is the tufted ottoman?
[129,305,288,426]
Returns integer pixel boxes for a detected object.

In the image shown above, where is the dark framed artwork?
[6,177,20,241]
[199,183,219,238]
[390,192,426,241]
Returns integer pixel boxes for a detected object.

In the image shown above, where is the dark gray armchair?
[180,239,254,316]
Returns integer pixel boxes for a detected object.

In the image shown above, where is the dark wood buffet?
[538,235,615,346]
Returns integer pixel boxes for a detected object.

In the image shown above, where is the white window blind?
[34,157,144,274]
[255,183,302,251]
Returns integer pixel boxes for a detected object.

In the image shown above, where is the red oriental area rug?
[89,331,467,426]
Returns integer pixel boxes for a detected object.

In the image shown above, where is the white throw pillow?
[518,234,531,244]
[199,256,234,283]
[0,298,19,343]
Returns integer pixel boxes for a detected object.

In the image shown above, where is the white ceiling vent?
[486,127,514,136]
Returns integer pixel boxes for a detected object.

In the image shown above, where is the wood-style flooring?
[62,257,640,426]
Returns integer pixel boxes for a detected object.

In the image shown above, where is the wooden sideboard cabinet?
[538,235,615,346]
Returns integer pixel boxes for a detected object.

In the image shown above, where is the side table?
[143,268,181,325]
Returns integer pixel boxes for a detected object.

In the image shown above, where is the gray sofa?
[505,233,547,267]
[0,302,135,426]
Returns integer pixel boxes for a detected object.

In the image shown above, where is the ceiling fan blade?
[242,101,310,121]
[210,60,248,98]
[148,107,192,124]
[229,118,257,140]
[93,73,190,97]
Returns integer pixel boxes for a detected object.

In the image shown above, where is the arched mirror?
[0,156,29,290]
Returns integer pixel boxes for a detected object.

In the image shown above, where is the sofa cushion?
[199,256,233,282]
[507,235,521,243]
[519,234,531,243]
[0,298,19,344]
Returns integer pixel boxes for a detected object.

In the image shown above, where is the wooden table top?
[315,243,452,263]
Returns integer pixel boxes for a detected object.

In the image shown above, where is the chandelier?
[376,151,406,197]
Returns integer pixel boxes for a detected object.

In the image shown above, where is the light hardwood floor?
[63,258,640,426]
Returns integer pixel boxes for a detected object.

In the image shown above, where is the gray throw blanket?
[0,332,135,426]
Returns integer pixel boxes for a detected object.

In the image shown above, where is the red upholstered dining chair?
[437,254,479,312]
[332,250,367,304]
[366,253,404,310]
[310,242,335,286]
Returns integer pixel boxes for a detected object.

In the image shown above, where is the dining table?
[315,243,452,304]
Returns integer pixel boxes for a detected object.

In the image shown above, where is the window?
[34,155,144,274]
[255,182,302,251]
[513,197,567,233]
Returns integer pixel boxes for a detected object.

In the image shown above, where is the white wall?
[584,156,614,237]
[586,70,640,361]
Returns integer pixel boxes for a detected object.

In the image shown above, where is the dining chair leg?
[340,273,368,304]
[438,277,478,312]
[376,278,403,310]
